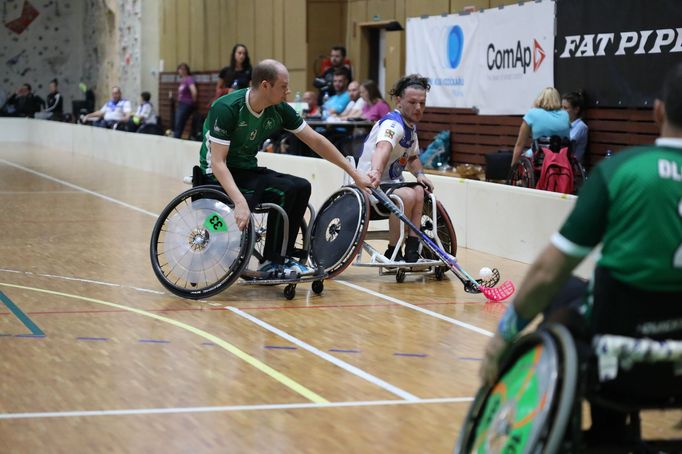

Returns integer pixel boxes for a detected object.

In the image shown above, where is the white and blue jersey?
[357,110,419,182]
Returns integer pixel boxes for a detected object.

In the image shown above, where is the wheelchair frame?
[508,136,587,195]
[455,324,682,453]
[149,184,325,300]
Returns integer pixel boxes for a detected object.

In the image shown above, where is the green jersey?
[553,139,682,292]
[199,88,305,172]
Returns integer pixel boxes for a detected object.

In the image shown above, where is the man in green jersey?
[480,64,682,440]
[199,59,371,274]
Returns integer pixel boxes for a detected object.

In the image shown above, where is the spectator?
[214,43,252,103]
[301,91,320,118]
[173,63,197,138]
[44,79,63,121]
[2,83,43,117]
[357,74,433,262]
[360,80,391,121]
[82,86,132,128]
[511,87,570,166]
[316,45,352,104]
[339,81,366,119]
[562,91,589,162]
[322,67,351,117]
[127,91,157,132]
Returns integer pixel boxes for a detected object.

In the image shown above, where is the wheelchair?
[149,171,327,300]
[455,323,682,453]
[508,136,587,195]
[308,180,458,283]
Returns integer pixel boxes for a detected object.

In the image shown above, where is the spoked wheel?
[508,157,535,188]
[455,325,578,453]
[150,186,254,299]
[309,186,369,278]
[420,194,457,273]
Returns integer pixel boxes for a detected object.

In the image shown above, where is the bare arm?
[209,142,251,230]
[190,83,198,103]
[295,124,373,190]
[406,155,433,191]
[512,121,531,165]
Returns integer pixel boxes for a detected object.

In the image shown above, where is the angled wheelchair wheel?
[420,194,457,267]
[309,186,369,278]
[455,324,578,454]
[150,186,254,299]
[571,159,587,195]
[508,158,535,188]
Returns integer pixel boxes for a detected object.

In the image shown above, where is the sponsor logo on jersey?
[238,120,247,127]
[384,129,395,139]
[264,118,275,130]
[213,119,226,134]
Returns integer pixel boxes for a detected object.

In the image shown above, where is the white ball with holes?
[479,267,493,280]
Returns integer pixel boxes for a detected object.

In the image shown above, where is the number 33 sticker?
[204,213,228,232]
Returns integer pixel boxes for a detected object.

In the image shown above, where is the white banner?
[406,1,555,115]
[406,13,479,109]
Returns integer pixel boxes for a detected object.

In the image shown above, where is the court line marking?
[0,282,327,404]
[227,306,419,401]
[336,280,494,337]
[0,290,44,335]
[0,396,473,420]
[0,159,159,217]
[0,159,493,335]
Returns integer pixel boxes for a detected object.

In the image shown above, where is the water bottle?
[605,149,613,159]
[231,79,239,90]
[322,92,330,105]
[294,91,302,102]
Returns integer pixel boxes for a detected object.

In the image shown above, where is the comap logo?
[446,25,464,69]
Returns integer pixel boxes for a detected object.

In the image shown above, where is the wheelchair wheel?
[571,159,587,195]
[150,186,254,299]
[309,186,369,278]
[455,325,578,454]
[420,195,457,267]
[508,158,535,188]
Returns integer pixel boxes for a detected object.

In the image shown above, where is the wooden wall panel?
[204,0,222,69]
[220,0,238,63]
[235,0,255,59]
[285,0,308,93]
[254,0,275,60]
[161,0,178,71]
[175,0,191,67]
[346,0,368,82]
[272,0,285,61]
[307,0,346,89]
[404,0,449,18]
[189,0,206,70]
[450,0,488,13]
[367,0,395,21]
[489,0,520,7]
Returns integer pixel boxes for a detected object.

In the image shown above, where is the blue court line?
[329,349,360,353]
[76,337,109,341]
[393,352,428,358]
[264,345,297,350]
[138,339,170,344]
[0,291,44,336]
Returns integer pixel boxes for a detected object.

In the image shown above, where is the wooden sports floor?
[0,142,680,453]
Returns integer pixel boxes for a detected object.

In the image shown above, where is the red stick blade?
[480,280,515,302]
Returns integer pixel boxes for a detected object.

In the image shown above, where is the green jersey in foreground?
[552,139,682,292]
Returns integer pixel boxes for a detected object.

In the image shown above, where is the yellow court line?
[0,282,328,404]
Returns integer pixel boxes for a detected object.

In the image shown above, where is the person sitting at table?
[339,81,366,119]
[322,67,351,118]
[302,91,320,118]
[360,80,391,122]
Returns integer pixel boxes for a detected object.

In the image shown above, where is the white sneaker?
[284,257,312,274]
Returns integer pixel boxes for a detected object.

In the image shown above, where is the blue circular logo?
[447,25,464,69]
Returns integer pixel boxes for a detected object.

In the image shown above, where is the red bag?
[535,146,574,194]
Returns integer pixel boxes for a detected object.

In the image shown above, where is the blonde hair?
[533,87,562,110]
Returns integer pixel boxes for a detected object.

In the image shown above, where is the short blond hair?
[533,87,562,110]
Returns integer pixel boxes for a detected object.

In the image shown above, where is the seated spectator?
[213,43,252,104]
[561,90,589,162]
[2,83,43,117]
[315,46,353,105]
[360,80,390,121]
[302,91,320,118]
[322,67,351,118]
[511,87,570,166]
[127,91,157,132]
[339,81,366,119]
[44,79,63,121]
[82,86,132,129]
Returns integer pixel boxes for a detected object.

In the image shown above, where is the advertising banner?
[555,0,682,107]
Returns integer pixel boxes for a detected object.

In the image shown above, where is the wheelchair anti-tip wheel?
[455,324,578,454]
[420,194,457,276]
[150,186,254,299]
[309,186,369,278]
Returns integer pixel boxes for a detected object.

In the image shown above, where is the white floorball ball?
[479,267,493,280]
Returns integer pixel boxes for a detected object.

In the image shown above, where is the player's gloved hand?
[234,200,251,231]
[479,332,511,386]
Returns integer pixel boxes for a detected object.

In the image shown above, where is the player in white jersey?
[357,75,433,262]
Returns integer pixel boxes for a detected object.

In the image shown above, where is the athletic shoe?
[258,260,281,277]
[384,245,404,262]
[404,237,421,263]
[284,257,313,275]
